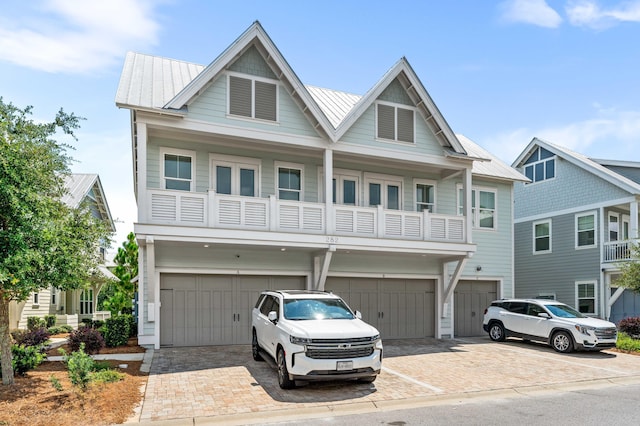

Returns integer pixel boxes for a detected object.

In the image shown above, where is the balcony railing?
[147,189,466,243]
[603,240,637,263]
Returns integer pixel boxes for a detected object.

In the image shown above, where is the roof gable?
[63,174,116,232]
[513,137,640,194]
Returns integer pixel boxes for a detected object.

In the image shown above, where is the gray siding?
[378,78,413,105]
[602,165,640,185]
[514,211,602,310]
[514,156,629,219]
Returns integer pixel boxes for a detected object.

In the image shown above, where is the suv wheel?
[488,322,506,342]
[277,348,295,389]
[551,331,574,353]
[252,330,263,361]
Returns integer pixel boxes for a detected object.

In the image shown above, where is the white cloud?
[0,0,160,73]
[499,0,563,28]
[566,0,640,29]
[481,108,640,165]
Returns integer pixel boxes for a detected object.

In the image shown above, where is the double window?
[376,101,415,143]
[80,289,94,315]
[211,154,260,197]
[523,146,555,183]
[228,74,278,122]
[458,187,496,229]
[162,148,194,191]
[576,212,596,248]
[365,174,402,210]
[533,219,551,253]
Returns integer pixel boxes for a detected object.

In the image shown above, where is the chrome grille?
[308,337,375,344]
[306,346,374,360]
[595,327,617,339]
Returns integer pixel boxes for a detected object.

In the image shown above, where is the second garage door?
[454,280,497,337]
[325,277,435,339]
[160,274,305,346]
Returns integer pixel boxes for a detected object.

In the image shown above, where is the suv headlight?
[575,324,595,335]
[290,336,312,345]
[370,334,380,342]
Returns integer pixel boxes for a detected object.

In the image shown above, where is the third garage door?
[325,277,435,339]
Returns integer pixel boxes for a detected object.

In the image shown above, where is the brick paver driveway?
[138,337,640,423]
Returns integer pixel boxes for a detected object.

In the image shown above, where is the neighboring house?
[8,173,116,330]
[115,22,526,349]
[512,137,640,323]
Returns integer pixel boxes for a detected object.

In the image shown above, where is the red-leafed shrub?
[68,327,105,354]
[618,317,640,338]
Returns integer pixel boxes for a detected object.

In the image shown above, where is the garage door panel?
[454,280,497,337]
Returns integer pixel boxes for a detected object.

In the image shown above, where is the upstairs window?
[576,212,596,248]
[228,74,277,121]
[376,102,414,143]
[162,148,194,191]
[276,162,303,201]
[523,146,555,183]
[533,219,551,253]
[415,181,435,212]
[211,154,260,197]
[458,187,496,229]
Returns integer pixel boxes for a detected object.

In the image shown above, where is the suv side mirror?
[355,310,362,319]
[268,311,278,323]
[537,312,550,319]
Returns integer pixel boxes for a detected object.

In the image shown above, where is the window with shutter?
[376,102,414,143]
[228,74,277,121]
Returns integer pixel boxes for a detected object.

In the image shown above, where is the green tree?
[0,99,112,385]
[103,232,138,315]
[617,243,640,293]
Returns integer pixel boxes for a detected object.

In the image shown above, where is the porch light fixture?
[476,265,482,272]
[280,248,286,251]
[203,244,209,248]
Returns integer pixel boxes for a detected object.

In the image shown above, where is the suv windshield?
[545,303,585,318]
[283,298,354,320]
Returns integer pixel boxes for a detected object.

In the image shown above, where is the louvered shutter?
[377,104,395,140]
[397,107,414,142]
[255,81,277,121]
[229,76,252,117]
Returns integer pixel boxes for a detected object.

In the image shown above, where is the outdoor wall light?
[476,265,482,272]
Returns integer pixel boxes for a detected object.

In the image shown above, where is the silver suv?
[483,298,617,353]
[251,290,382,389]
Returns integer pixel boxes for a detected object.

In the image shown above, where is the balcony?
[146,189,467,243]
[604,240,637,263]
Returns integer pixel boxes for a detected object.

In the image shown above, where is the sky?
[1,0,639,256]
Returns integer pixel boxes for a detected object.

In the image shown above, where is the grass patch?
[616,332,640,352]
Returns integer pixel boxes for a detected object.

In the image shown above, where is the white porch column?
[464,167,473,244]
[324,149,334,234]
[136,121,148,222]
[631,198,639,239]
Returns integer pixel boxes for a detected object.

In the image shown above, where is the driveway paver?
[137,337,640,424]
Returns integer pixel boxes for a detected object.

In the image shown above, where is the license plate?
[336,361,353,371]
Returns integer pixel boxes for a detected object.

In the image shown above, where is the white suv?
[251,290,383,389]
[483,298,617,353]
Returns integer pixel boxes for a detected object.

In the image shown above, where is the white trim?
[318,167,362,205]
[456,184,497,231]
[533,219,552,254]
[575,210,598,250]
[575,280,597,316]
[226,71,280,123]
[413,178,437,213]
[274,161,304,201]
[160,147,195,192]
[514,196,638,223]
[363,172,403,209]
[209,153,261,197]
[608,212,620,242]
[374,100,416,144]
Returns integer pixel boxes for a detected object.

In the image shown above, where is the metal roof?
[62,174,116,232]
[306,85,361,128]
[456,134,529,182]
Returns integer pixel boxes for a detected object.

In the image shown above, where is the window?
[80,289,94,315]
[533,219,551,253]
[162,148,194,191]
[228,74,278,121]
[415,180,435,212]
[608,213,619,241]
[537,293,556,300]
[458,187,496,229]
[211,154,260,197]
[51,290,57,306]
[376,102,415,143]
[576,212,596,248]
[33,293,39,305]
[523,147,555,183]
[332,173,359,205]
[276,162,303,201]
[364,173,403,210]
[576,281,596,315]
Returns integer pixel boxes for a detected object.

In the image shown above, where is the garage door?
[160,274,305,346]
[454,280,497,337]
[326,277,435,339]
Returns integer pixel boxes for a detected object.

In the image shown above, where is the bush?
[68,327,105,354]
[618,317,640,338]
[44,314,57,328]
[90,369,124,384]
[616,332,640,352]
[11,345,46,376]
[128,314,137,338]
[12,327,50,347]
[27,316,46,331]
[102,315,131,347]
[62,344,94,388]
